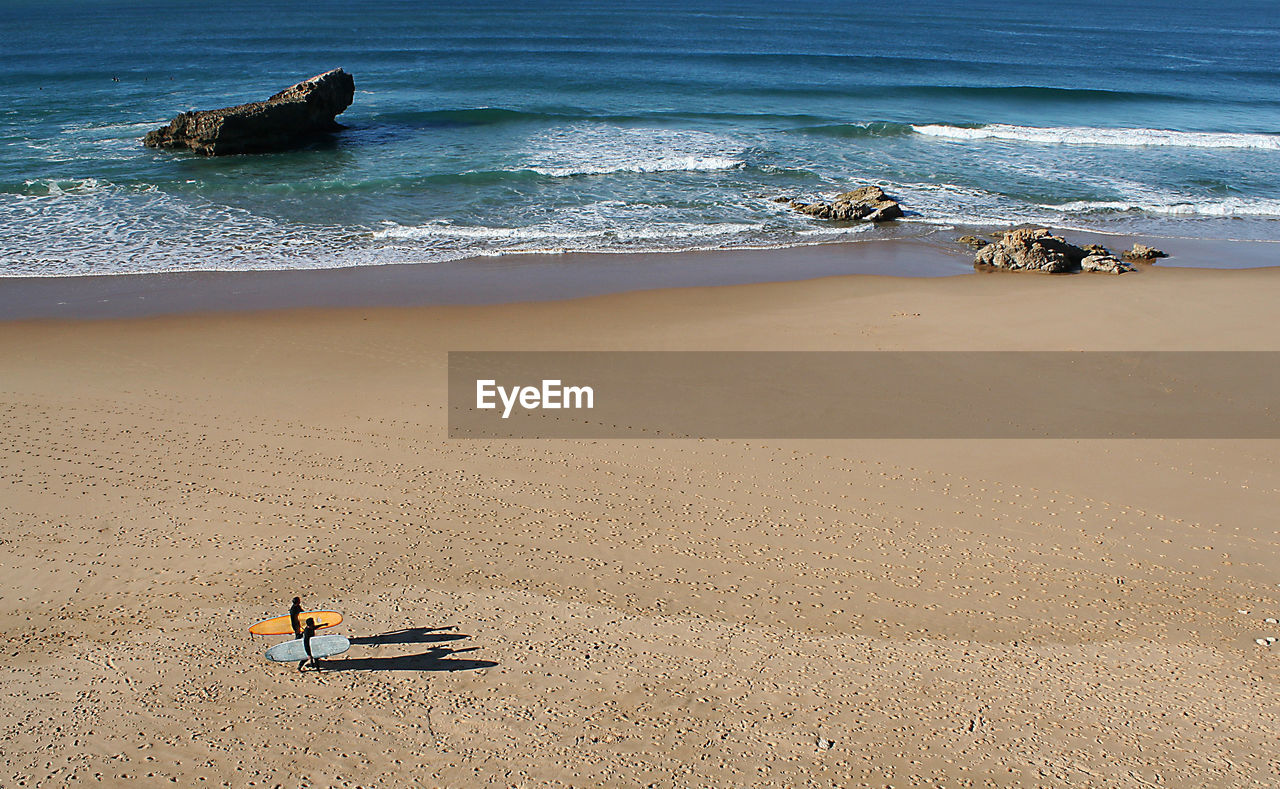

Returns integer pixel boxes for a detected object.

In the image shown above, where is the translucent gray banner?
[448,352,1280,439]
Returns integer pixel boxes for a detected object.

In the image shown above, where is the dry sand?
[1,264,1278,787]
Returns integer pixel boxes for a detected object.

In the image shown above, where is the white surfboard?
[265,634,350,662]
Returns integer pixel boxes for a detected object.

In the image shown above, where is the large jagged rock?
[974,228,1081,273]
[786,185,904,222]
[144,69,355,156]
[974,228,1134,274]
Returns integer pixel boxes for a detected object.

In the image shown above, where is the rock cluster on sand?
[974,228,1135,274]
[780,185,904,222]
[143,69,355,156]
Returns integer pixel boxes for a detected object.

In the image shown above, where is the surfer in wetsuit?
[289,597,304,638]
[299,617,320,671]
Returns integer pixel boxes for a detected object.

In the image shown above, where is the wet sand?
[0,238,970,321]
[1,261,1279,787]
[4,232,1277,322]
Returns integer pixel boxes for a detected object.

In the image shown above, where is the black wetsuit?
[289,601,304,638]
[301,622,318,670]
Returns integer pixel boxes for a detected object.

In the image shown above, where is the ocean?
[3,0,1279,277]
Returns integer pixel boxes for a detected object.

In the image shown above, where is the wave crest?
[790,121,915,140]
[527,156,744,177]
[517,124,748,179]
[1047,197,1280,217]
[913,123,1280,150]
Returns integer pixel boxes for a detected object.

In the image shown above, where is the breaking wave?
[790,121,916,140]
[1047,196,1280,217]
[526,156,745,177]
[912,123,1280,149]
[516,124,749,179]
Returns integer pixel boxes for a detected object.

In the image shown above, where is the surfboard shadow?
[324,646,496,673]
[349,627,466,646]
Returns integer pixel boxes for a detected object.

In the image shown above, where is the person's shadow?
[324,645,496,673]
[349,627,467,647]
[324,627,496,673]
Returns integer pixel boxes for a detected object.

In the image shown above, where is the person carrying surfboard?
[289,597,304,638]
[300,617,320,671]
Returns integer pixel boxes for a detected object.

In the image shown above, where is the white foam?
[375,222,560,242]
[374,218,769,244]
[22,178,112,196]
[912,123,1280,150]
[60,119,170,136]
[0,180,342,277]
[1047,196,1280,217]
[529,156,744,177]
[516,124,748,178]
[368,203,877,262]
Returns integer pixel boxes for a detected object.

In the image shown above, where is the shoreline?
[0,237,966,321]
[1,229,1277,321]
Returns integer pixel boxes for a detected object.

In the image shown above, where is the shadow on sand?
[349,627,466,646]
[324,646,496,673]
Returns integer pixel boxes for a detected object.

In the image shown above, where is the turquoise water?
[3,0,1279,276]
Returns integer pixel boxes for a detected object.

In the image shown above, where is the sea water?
[2,0,1278,276]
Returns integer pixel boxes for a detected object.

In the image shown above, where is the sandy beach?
[1,259,1278,787]
[8,0,1280,783]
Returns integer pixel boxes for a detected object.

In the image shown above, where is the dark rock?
[789,185,903,223]
[956,235,988,250]
[144,69,355,156]
[1122,243,1168,261]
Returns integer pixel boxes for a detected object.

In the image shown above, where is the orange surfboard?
[249,610,343,636]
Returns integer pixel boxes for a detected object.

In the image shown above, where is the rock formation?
[1079,252,1134,274]
[144,69,355,156]
[784,185,903,222]
[974,228,1135,274]
[956,235,989,250]
[1122,243,1169,261]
